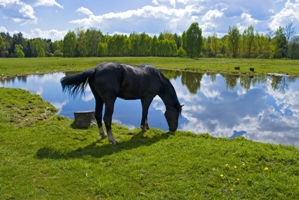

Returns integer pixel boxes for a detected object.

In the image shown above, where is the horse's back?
[91,62,163,100]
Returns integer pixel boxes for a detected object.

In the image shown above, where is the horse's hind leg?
[103,98,118,145]
[94,98,106,139]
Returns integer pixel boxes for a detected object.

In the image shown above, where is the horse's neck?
[158,82,178,109]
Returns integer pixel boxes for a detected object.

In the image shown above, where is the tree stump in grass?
[74,111,96,128]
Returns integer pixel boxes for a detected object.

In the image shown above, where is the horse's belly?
[117,93,141,100]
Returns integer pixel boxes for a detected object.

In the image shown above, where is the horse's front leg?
[140,97,153,132]
[103,100,118,145]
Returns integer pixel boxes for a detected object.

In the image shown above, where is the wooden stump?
[74,111,96,128]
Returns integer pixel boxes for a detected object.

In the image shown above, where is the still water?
[1,71,299,147]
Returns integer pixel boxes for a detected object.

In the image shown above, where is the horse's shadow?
[36,130,174,159]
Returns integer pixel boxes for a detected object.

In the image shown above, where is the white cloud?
[33,0,63,8]
[0,0,37,24]
[70,4,203,34]
[153,0,176,8]
[76,6,93,16]
[202,9,223,21]
[0,26,8,32]
[22,28,67,41]
[269,0,299,31]
[0,0,63,25]
[0,0,19,7]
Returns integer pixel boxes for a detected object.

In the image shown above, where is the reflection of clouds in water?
[33,72,64,83]
[112,119,136,129]
[52,100,69,113]
[172,74,299,147]
[152,100,165,112]
[81,86,94,102]
[34,87,43,95]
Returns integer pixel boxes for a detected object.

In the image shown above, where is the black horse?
[61,62,182,145]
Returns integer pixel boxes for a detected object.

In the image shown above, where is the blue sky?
[1,0,299,41]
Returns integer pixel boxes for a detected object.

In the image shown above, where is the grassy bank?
[1,57,299,78]
[1,57,299,199]
[1,88,299,199]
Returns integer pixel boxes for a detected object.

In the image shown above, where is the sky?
[1,0,299,41]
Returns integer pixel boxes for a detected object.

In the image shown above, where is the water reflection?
[1,70,299,147]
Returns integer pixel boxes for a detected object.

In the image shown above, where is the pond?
[1,70,299,147]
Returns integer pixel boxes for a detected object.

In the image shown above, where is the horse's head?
[164,103,183,132]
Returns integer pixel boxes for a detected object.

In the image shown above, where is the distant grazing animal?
[60,62,182,145]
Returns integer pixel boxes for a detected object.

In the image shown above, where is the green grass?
[1,87,299,199]
[1,57,299,199]
[1,57,299,78]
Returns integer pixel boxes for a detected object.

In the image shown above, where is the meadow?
[1,57,299,199]
[1,57,299,77]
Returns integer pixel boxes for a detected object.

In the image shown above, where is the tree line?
[0,22,298,59]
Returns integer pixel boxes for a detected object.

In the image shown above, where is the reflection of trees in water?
[181,71,203,94]
[162,70,181,80]
[162,69,297,94]
[221,74,239,90]
[0,75,28,84]
[268,76,297,93]
[221,74,295,92]
[239,75,266,91]
[206,71,217,83]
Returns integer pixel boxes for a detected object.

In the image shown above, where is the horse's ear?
[181,104,184,107]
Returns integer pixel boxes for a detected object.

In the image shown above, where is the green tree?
[38,48,45,57]
[63,31,77,57]
[287,35,299,59]
[271,26,287,58]
[10,32,26,57]
[242,25,255,58]
[52,40,62,52]
[184,22,203,58]
[30,38,46,57]
[25,40,32,57]
[107,34,130,56]
[14,44,24,58]
[0,35,8,57]
[227,26,240,58]
[151,35,158,56]
[173,33,181,49]
[177,46,186,57]
[76,29,87,57]
[86,29,102,56]
[255,32,271,58]
[210,33,219,57]
[139,32,151,56]
[97,42,107,56]
[129,33,139,56]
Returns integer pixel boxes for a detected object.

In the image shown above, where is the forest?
[0,22,298,59]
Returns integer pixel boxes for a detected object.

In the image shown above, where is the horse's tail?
[60,68,95,97]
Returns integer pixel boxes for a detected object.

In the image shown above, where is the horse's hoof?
[141,125,150,132]
[111,141,118,146]
[101,135,107,139]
